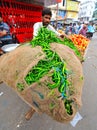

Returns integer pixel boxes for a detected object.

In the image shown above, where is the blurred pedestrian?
[0,12,12,54]
[79,24,87,37]
[72,23,77,34]
[86,22,95,38]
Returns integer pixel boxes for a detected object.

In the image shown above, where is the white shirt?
[33,22,60,37]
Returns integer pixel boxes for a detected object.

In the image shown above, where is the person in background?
[72,23,78,34]
[68,23,72,35]
[33,8,70,39]
[86,22,95,38]
[76,22,81,34]
[0,12,12,55]
[79,24,87,37]
[77,22,81,30]
[65,23,70,35]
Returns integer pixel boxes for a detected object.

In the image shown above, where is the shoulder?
[3,22,9,27]
[2,22,10,30]
[3,22,10,29]
[48,24,54,29]
[33,22,42,27]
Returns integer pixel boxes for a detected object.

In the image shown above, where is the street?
[0,33,97,130]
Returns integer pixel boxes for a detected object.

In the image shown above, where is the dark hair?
[0,12,2,18]
[42,8,52,16]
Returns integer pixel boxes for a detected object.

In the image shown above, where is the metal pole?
[56,2,59,29]
[65,0,67,23]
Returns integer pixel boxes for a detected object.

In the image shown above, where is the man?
[0,12,12,54]
[33,8,69,39]
[86,22,95,38]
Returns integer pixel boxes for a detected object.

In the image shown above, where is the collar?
[42,22,49,28]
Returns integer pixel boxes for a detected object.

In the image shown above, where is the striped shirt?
[0,22,12,41]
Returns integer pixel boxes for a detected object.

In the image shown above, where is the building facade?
[47,0,80,23]
[92,0,97,22]
[78,0,96,22]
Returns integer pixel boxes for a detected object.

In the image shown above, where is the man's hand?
[60,34,71,40]
[0,40,2,44]
[0,30,7,37]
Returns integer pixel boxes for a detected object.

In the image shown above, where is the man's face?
[42,15,51,27]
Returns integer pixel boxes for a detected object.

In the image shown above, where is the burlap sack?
[0,43,84,123]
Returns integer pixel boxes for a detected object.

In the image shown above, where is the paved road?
[0,33,97,130]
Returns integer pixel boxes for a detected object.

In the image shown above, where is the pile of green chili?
[17,27,79,115]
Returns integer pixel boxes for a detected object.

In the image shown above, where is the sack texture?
[0,43,84,123]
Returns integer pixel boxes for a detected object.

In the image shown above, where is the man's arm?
[33,22,42,38]
[0,23,10,37]
[48,25,70,39]
[0,30,7,37]
[78,29,82,35]
[48,25,60,36]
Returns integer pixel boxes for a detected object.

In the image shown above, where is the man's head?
[0,13,3,23]
[83,24,87,29]
[42,8,52,27]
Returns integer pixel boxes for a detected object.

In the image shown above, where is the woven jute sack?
[0,43,84,123]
